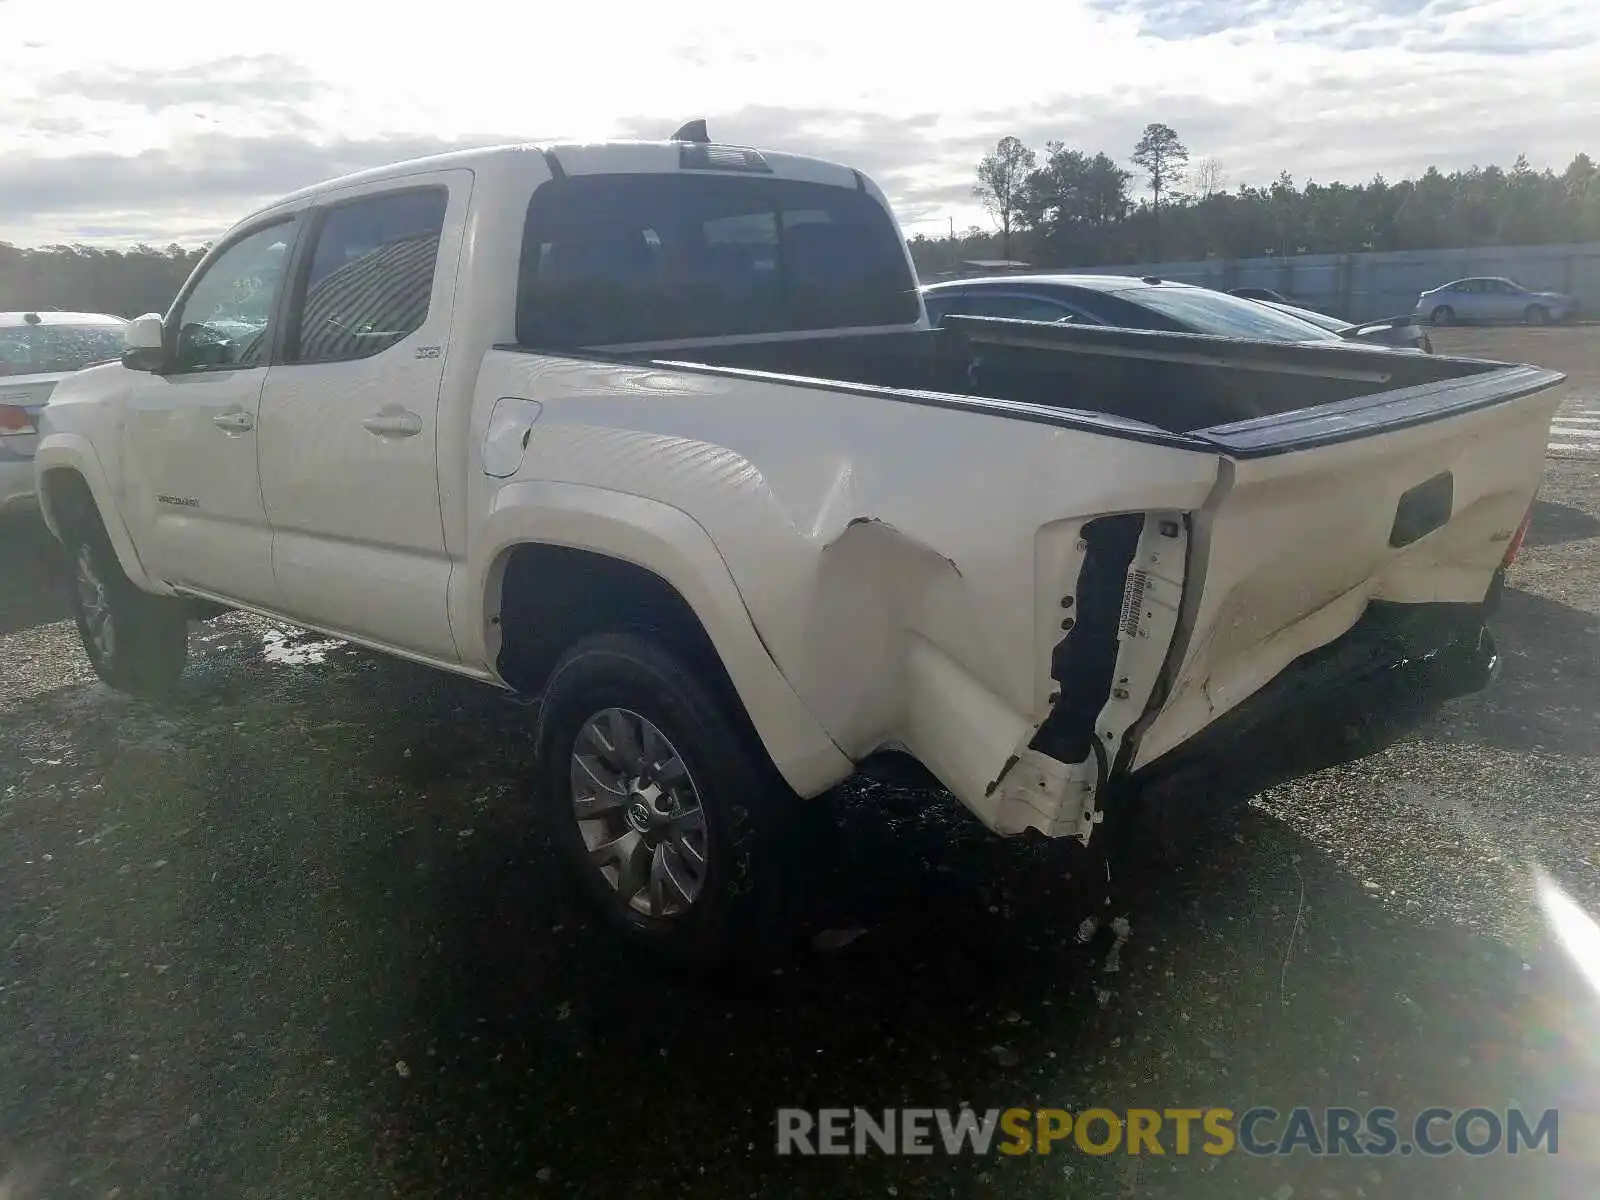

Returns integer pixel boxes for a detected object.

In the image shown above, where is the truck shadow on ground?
[1526,498,1600,549]
[1435,586,1600,757]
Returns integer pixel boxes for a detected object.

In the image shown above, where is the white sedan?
[1,311,127,515]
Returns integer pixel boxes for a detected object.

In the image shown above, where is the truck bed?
[632,318,1559,449]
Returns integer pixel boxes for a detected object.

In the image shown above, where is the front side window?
[0,324,126,377]
[286,188,448,365]
[171,221,296,371]
[517,173,920,347]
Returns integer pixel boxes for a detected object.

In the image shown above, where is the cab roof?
[241,138,866,226]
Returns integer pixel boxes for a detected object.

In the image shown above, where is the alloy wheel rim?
[74,545,115,660]
[570,707,709,919]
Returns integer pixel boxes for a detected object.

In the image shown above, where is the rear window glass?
[516,173,920,347]
[1110,287,1339,342]
[0,323,126,376]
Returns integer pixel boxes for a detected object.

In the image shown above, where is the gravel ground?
[2,327,1598,1198]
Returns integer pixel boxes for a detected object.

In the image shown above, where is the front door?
[256,172,470,662]
[122,217,300,604]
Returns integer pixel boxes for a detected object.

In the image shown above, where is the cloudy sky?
[1,0,1596,246]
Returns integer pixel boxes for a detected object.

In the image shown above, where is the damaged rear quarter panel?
[478,353,1222,825]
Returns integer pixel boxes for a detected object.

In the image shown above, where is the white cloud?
[0,0,1596,244]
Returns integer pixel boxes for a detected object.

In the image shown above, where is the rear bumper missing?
[1120,599,1500,815]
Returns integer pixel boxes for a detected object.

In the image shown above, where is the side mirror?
[121,313,167,372]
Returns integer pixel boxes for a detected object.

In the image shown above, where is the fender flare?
[33,436,166,593]
[465,480,854,798]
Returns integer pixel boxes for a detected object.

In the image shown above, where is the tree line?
[0,242,206,317]
[9,128,1600,309]
[911,124,1600,276]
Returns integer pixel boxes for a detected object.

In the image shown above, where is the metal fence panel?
[1106,242,1600,321]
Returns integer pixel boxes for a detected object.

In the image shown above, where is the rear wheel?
[534,632,802,968]
[1523,304,1550,326]
[64,519,188,697]
[1430,305,1455,326]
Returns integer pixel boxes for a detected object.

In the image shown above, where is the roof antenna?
[671,118,710,144]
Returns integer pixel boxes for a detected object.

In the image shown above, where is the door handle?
[212,409,255,432]
[362,410,423,438]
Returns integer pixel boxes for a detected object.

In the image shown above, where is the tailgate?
[1130,362,1566,770]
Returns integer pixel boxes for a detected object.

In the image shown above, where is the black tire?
[1430,305,1455,326]
[534,631,801,969]
[63,517,189,697]
[1523,304,1549,326]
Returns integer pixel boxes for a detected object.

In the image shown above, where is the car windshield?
[1115,287,1340,342]
[0,323,127,377]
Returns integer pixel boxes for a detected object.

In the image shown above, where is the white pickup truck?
[36,128,1562,963]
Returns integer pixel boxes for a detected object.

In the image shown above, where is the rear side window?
[285,187,448,364]
[517,173,919,347]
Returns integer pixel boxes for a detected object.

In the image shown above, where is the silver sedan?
[1415,277,1579,326]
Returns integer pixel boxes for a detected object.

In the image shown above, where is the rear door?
[255,171,471,662]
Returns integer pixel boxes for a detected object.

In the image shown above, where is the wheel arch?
[34,438,163,592]
[473,482,853,798]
